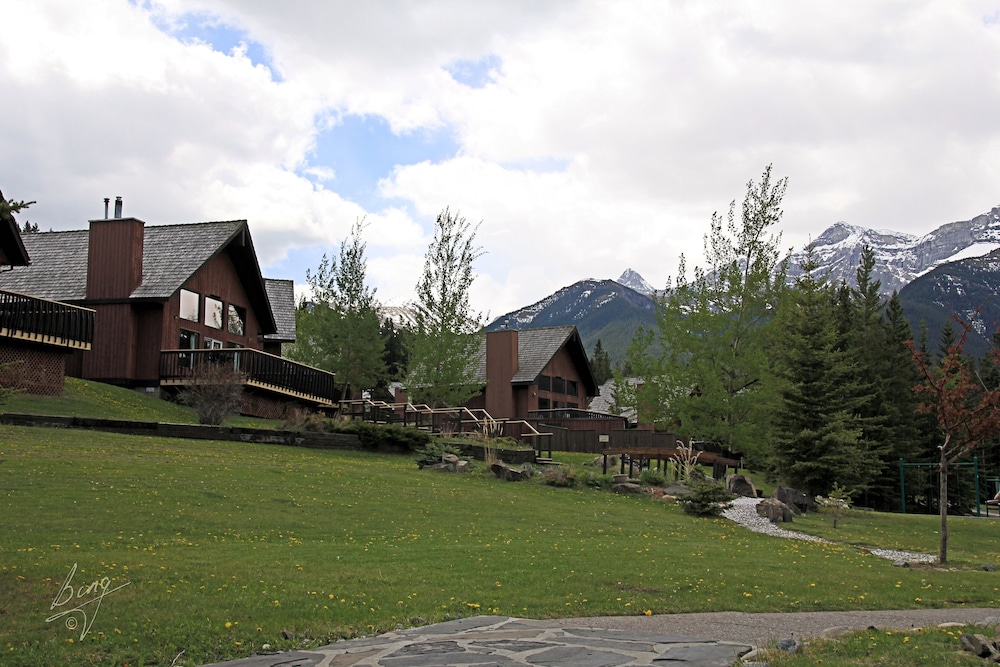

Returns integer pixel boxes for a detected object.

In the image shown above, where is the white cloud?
[3,0,1000,318]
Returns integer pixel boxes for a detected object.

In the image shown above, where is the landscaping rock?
[612,482,642,495]
[756,497,794,523]
[984,564,997,572]
[726,473,758,498]
[960,633,1000,660]
[820,626,854,639]
[662,484,692,497]
[774,486,814,514]
[775,638,803,654]
[491,461,528,481]
[892,559,910,568]
[455,460,469,473]
[442,453,459,465]
[519,462,533,479]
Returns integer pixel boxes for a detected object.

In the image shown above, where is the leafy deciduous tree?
[624,165,789,459]
[287,219,386,398]
[909,317,1000,564]
[405,208,485,408]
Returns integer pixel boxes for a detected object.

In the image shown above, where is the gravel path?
[721,496,937,563]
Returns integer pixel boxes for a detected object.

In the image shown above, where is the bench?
[987,499,1000,517]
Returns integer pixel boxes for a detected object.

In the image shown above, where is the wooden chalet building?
[0,192,95,395]
[465,325,599,421]
[0,200,336,417]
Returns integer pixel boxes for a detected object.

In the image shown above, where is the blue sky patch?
[146,7,281,81]
[303,114,460,210]
[445,54,502,88]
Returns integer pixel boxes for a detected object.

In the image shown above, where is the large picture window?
[205,296,224,329]
[552,377,566,394]
[537,375,551,391]
[179,289,200,322]
[228,304,246,336]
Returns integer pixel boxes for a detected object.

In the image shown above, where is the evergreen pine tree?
[589,339,613,386]
[770,250,879,496]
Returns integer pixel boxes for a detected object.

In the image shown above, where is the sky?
[2,1,1000,318]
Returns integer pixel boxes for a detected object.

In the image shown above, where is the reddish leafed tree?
[908,317,1000,564]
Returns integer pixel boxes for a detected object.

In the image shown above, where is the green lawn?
[1,377,280,428]
[2,426,1000,666]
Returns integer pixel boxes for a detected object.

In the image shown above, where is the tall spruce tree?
[590,339,613,386]
[770,250,879,496]
[624,165,789,459]
[288,219,386,398]
[405,208,485,408]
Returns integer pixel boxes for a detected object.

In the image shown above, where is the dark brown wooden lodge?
[0,192,94,395]
[0,201,336,417]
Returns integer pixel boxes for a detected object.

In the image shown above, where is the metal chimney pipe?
[114,196,122,218]
[104,198,110,219]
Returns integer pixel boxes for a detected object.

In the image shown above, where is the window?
[537,375,551,391]
[205,297,223,329]
[552,377,565,394]
[538,397,550,410]
[179,289,200,322]
[228,304,246,336]
[179,329,199,349]
[204,337,223,349]
[567,380,578,396]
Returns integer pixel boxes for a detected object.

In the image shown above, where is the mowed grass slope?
[1,377,278,427]
[2,426,1000,666]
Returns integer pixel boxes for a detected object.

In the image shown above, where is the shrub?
[334,420,432,451]
[680,478,734,517]
[816,482,854,528]
[543,466,578,488]
[414,441,462,468]
[639,467,666,487]
[582,471,614,490]
[177,362,244,425]
[281,407,329,432]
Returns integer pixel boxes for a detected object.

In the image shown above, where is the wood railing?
[0,289,94,349]
[159,348,339,404]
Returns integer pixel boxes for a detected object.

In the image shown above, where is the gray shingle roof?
[264,278,296,342]
[132,221,245,298]
[0,219,279,333]
[0,229,90,299]
[473,325,595,392]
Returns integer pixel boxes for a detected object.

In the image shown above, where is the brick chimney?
[485,329,518,418]
[86,197,144,299]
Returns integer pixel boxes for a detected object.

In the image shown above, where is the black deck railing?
[159,349,339,404]
[0,289,94,349]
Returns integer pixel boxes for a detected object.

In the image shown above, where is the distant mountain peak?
[791,205,1000,295]
[616,269,655,295]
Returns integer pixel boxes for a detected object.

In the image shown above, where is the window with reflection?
[179,289,200,322]
[205,297,223,329]
[552,377,565,394]
[228,304,246,336]
[537,375,551,391]
[567,380,578,396]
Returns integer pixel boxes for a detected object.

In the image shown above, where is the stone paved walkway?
[198,615,752,667]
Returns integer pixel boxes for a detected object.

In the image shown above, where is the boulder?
[756,497,794,523]
[490,461,527,481]
[726,474,758,498]
[442,453,459,465]
[612,482,643,495]
[960,633,1000,660]
[773,486,814,514]
[519,462,534,479]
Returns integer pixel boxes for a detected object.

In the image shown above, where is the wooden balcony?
[0,289,94,350]
[159,348,340,406]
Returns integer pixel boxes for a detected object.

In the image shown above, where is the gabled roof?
[0,219,277,333]
[263,278,296,343]
[473,325,598,396]
[0,190,30,268]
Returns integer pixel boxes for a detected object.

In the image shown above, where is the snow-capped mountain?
[485,278,657,363]
[380,304,418,329]
[790,206,1000,294]
[898,247,1000,357]
[617,268,656,295]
